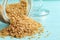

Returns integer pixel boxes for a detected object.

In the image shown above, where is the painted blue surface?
[43,0,60,1]
[0,0,60,40]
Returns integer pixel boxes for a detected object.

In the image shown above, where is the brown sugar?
[0,0,44,38]
[0,12,44,38]
[6,0,27,15]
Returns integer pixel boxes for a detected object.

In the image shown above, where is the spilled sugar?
[0,0,44,38]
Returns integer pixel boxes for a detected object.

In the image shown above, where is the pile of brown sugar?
[0,0,44,38]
